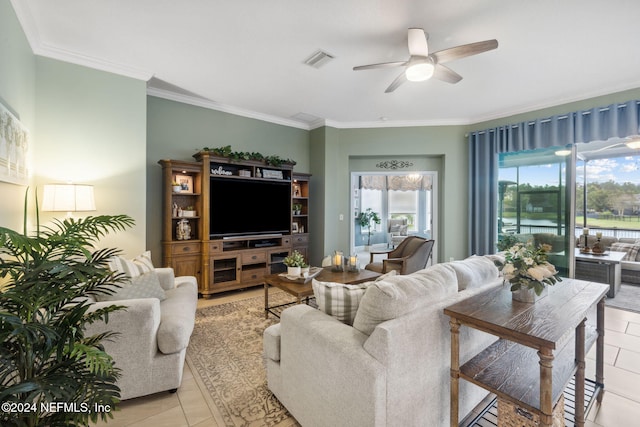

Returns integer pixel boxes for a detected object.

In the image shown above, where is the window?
[498,147,570,275]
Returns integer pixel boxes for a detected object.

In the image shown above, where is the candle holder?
[332,251,344,272]
[347,254,359,272]
[592,234,604,254]
[581,232,591,253]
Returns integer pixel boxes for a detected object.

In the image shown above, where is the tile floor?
[93,288,640,427]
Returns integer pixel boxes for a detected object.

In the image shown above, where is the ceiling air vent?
[304,50,335,69]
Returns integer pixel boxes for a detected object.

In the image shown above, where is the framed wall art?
[0,102,30,186]
[174,174,194,193]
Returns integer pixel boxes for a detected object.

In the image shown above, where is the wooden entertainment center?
[159,151,310,297]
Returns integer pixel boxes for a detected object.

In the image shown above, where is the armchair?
[365,236,434,275]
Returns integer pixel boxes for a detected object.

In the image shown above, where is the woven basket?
[497,395,564,427]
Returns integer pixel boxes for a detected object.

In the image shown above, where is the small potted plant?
[172,180,182,193]
[182,205,197,217]
[293,203,302,215]
[283,250,306,277]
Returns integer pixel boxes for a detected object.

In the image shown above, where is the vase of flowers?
[283,250,307,277]
[494,241,562,303]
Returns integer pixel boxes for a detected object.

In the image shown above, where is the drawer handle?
[183,246,191,252]
[252,255,257,260]
[251,274,257,279]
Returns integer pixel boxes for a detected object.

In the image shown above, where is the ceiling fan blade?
[432,39,498,64]
[385,71,408,93]
[433,64,463,84]
[353,61,407,71]
[407,28,428,56]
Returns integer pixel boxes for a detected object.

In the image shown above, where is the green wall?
[146,96,310,265]
[0,0,148,256]
[5,0,640,268]
[0,0,36,230]
[34,58,147,256]
[316,125,467,263]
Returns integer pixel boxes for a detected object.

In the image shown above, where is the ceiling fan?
[353,28,498,93]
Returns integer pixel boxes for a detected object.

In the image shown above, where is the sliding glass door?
[498,147,574,276]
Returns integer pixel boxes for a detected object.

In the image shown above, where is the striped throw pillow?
[611,242,640,261]
[311,271,397,325]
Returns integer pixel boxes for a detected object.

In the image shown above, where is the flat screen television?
[209,177,291,238]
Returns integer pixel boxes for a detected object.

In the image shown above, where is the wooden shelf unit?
[160,152,310,297]
[159,159,203,286]
[291,172,311,259]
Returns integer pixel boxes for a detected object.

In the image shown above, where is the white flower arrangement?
[494,241,562,295]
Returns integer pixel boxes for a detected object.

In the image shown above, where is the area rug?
[605,283,640,314]
[186,292,300,427]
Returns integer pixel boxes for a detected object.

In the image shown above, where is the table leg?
[264,282,269,319]
[449,318,460,427]
[575,319,586,427]
[596,297,605,403]
[538,347,554,427]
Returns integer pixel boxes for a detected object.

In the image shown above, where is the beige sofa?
[263,256,502,427]
[84,267,198,400]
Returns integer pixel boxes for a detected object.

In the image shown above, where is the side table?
[574,248,626,298]
[444,279,608,427]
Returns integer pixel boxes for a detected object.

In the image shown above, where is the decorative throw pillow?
[353,264,458,336]
[108,250,155,278]
[95,270,166,302]
[398,225,409,236]
[311,271,397,325]
[451,256,500,291]
[611,242,640,261]
[389,224,402,236]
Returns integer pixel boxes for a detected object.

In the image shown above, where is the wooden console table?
[444,279,608,427]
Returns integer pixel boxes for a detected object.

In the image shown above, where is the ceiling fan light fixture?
[405,57,434,82]
[625,135,640,149]
[554,149,572,156]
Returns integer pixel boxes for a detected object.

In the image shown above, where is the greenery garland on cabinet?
[199,145,296,167]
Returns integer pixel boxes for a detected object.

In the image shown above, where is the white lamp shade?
[42,184,96,212]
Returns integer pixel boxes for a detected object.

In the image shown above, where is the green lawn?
[576,216,640,229]
[503,213,640,229]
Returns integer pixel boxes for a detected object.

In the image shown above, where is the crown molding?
[469,81,640,125]
[12,0,640,132]
[146,87,311,130]
[10,0,153,81]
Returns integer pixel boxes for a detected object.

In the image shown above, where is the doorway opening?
[350,171,438,264]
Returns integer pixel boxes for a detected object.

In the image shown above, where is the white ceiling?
[11,0,640,129]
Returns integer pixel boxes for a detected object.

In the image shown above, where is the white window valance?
[360,175,432,191]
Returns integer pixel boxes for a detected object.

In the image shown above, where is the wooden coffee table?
[264,267,381,318]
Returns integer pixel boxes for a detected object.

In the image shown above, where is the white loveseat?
[84,267,198,400]
[263,256,503,427]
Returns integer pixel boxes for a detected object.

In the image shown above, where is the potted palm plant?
[0,190,134,426]
[357,208,381,250]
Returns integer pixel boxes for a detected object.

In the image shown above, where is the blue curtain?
[468,99,640,255]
